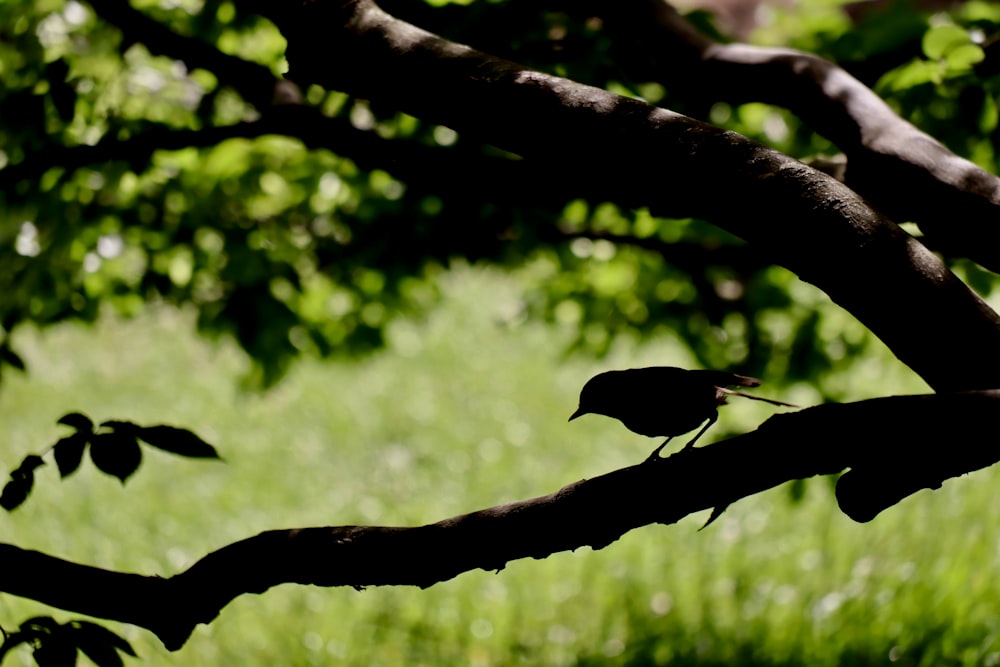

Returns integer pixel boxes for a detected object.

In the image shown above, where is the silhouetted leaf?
[0,630,31,659]
[21,616,61,632]
[0,345,25,372]
[32,639,77,667]
[53,432,90,478]
[99,420,140,435]
[57,413,94,433]
[0,475,32,510]
[89,432,142,484]
[69,622,135,657]
[15,455,46,476]
[0,455,47,510]
[70,621,136,667]
[135,425,221,459]
[12,619,76,667]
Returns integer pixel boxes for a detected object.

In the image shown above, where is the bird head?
[569,372,614,421]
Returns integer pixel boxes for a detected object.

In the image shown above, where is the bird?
[569,367,796,462]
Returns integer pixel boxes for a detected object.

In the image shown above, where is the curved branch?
[3,391,999,650]
[594,0,1000,272]
[245,0,1000,392]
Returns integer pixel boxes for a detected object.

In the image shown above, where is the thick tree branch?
[3,392,998,650]
[242,0,1000,392]
[0,104,762,292]
[593,0,1000,272]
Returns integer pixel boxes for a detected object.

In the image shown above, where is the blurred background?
[2,0,1000,664]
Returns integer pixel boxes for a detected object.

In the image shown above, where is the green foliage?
[2,0,1000,664]
[2,0,999,391]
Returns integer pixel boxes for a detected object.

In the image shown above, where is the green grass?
[1,266,997,666]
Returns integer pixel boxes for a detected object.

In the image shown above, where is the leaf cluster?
[1,0,999,390]
[0,617,135,667]
[0,412,220,511]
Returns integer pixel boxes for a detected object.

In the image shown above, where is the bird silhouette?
[569,367,796,461]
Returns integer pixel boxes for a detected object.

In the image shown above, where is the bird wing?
[689,370,761,388]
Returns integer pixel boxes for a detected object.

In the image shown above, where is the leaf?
[21,616,61,633]
[1,456,47,511]
[878,58,940,92]
[0,345,25,372]
[945,43,985,72]
[99,420,140,435]
[922,23,971,60]
[135,425,222,459]
[89,432,142,484]
[0,476,33,510]
[69,622,136,657]
[58,413,94,433]
[0,630,31,660]
[15,455,46,476]
[70,621,136,667]
[53,433,90,478]
[32,639,77,667]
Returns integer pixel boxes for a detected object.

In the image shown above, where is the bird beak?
[568,407,587,422]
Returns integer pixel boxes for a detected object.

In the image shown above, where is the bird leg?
[680,413,719,451]
[644,437,674,463]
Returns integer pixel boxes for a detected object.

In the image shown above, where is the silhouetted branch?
[590,0,1000,272]
[2,391,997,650]
[244,0,1000,392]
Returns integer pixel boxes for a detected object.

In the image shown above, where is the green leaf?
[135,425,222,459]
[980,94,998,134]
[89,432,143,484]
[878,59,940,92]
[53,433,90,478]
[922,24,971,60]
[945,43,985,72]
[57,413,94,433]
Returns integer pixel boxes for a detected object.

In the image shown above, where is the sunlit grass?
[0,265,995,666]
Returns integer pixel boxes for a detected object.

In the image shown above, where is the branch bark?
[4,391,998,650]
[590,0,1000,272]
[244,0,1000,392]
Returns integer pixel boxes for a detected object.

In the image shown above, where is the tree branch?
[592,0,1000,272]
[3,391,998,650]
[241,0,1000,392]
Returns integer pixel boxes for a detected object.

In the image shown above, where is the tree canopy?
[3,0,1000,662]
[3,0,996,389]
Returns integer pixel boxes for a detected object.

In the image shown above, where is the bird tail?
[718,387,798,408]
